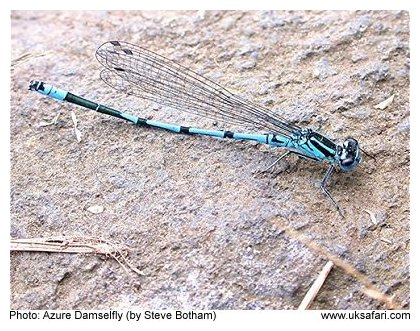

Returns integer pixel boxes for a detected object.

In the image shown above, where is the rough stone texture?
[11,10,409,309]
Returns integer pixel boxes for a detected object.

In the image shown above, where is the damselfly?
[29,41,362,216]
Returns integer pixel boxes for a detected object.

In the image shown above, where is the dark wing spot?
[114,67,125,72]
[122,49,133,55]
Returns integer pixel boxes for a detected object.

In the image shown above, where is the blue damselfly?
[29,41,363,216]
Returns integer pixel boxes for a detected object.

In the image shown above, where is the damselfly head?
[338,137,361,171]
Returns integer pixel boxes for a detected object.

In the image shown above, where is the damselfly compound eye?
[339,138,361,171]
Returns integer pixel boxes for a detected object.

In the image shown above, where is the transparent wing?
[96,41,301,136]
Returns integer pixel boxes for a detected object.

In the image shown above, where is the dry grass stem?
[10,236,144,276]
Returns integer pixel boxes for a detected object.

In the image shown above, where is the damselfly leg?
[320,165,344,218]
[258,151,292,174]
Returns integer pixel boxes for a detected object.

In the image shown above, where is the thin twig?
[11,51,51,69]
[298,261,334,310]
